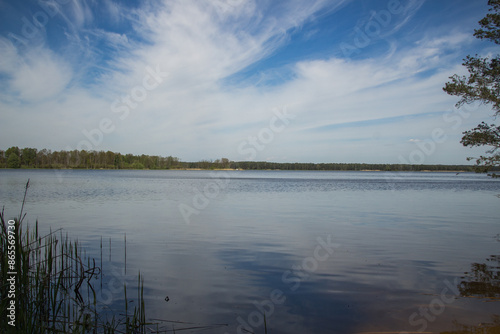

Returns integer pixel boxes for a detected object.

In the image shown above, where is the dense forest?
[0,146,484,172]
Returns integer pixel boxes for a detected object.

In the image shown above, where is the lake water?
[1,169,499,333]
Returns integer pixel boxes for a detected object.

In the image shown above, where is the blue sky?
[0,0,498,164]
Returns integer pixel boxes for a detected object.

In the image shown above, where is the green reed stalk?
[0,181,154,333]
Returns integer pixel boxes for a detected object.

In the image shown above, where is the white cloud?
[0,0,495,164]
[1,45,72,102]
[103,0,122,24]
[71,0,93,28]
[93,29,129,47]
[388,0,426,35]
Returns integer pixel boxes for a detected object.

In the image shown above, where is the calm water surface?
[1,169,499,333]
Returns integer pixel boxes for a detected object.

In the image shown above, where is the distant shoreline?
[0,167,476,173]
[3,146,494,173]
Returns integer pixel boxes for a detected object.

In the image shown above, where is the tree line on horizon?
[0,146,483,172]
[0,146,181,170]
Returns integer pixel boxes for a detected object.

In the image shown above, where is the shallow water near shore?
[1,169,499,333]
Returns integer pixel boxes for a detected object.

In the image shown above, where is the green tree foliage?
[0,147,184,170]
[475,0,500,44]
[0,146,484,171]
[443,0,500,177]
[460,122,500,174]
[7,153,21,168]
[21,147,37,167]
[5,146,20,158]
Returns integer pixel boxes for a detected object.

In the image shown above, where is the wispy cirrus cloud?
[0,0,495,163]
[0,42,72,102]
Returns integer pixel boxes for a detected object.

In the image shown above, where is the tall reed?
[1,180,229,333]
[0,180,149,333]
